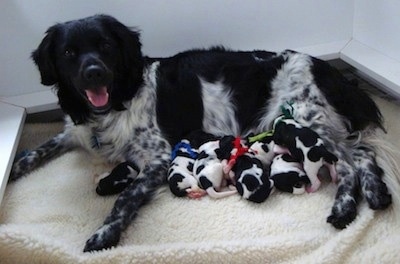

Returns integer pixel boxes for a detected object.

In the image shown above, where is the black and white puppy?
[231,152,274,203]
[168,130,218,198]
[270,154,310,194]
[10,14,392,251]
[96,161,140,195]
[248,133,275,166]
[167,139,203,198]
[193,139,237,198]
[272,118,338,193]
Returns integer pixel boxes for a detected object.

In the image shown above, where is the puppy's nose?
[83,65,106,83]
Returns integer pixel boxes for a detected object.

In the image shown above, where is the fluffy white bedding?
[1,96,400,263]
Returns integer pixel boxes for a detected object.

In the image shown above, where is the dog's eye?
[64,49,76,58]
[100,42,112,51]
[294,182,303,188]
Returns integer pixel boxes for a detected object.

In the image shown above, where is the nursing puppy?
[193,139,237,198]
[10,14,391,251]
[231,152,274,203]
[270,154,310,194]
[167,139,204,198]
[273,118,338,193]
[168,131,220,198]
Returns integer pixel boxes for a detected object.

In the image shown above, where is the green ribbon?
[248,130,274,143]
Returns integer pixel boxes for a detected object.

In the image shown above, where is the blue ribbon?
[171,142,198,160]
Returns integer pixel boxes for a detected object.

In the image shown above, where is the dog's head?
[32,14,144,124]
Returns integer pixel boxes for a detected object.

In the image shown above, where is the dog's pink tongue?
[85,87,109,107]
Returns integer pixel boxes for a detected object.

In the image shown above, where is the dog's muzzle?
[81,63,113,111]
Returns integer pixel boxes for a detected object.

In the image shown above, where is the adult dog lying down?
[10,14,391,252]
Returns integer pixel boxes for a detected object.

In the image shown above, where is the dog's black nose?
[84,65,106,83]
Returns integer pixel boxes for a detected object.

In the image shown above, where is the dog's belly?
[200,78,240,136]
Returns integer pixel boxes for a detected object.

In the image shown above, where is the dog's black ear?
[31,25,59,86]
[98,15,144,97]
[106,17,142,71]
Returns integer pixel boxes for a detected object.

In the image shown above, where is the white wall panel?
[343,0,400,97]
[353,0,400,62]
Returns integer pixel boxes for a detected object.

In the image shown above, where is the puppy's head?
[234,155,273,203]
[32,14,144,124]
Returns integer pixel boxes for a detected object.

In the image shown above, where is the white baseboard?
[0,102,26,204]
[295,39,350,61]
[1,90,59,114]
[340,40,400,99]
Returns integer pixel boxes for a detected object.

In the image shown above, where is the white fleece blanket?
[1,96,400,264]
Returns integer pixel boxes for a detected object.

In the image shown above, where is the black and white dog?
[10,14,392,252]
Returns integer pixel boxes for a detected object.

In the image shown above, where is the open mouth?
[84,86,111,112]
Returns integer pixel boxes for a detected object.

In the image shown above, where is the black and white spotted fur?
[231,151,274,203]
[95,161,140,196]
[167,139,202,197]
[272,118,338,192]
[270,154,309,194]
[193,140,237,198]
[10,14,392,251]
[167,131,218,198]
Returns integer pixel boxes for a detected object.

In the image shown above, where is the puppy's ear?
[31,25,59,86]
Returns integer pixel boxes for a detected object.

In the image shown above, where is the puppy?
[273,118,338,192]
[96,161,140,195]
[231,152,274,203]
[167,139,205,198]
[248,133,276,166]
[168,130,220,198]
[193,140,237,198]
[270,154,310,194]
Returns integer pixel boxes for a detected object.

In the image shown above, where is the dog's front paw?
[83,223,121,252]
[9,166,23,182]
[9,151,33,182]
[327,199,357,229]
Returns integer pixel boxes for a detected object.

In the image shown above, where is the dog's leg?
[9,132,71,181]
[83,158,169,252]
[353,146,392,210]
[327,160,360,229]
